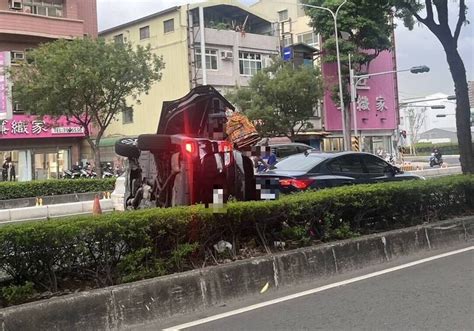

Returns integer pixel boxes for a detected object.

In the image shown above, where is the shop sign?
[0,115,86,139]
[0,52,13,121]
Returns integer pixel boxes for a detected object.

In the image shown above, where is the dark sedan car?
[256,151,424,193]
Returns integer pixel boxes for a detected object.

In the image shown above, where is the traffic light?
[410,65,430,74]
[351,136,360,151]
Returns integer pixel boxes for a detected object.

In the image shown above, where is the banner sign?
[0,115,86,139]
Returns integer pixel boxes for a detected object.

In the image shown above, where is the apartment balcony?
[0,10,84,41]
[193,27,279,53]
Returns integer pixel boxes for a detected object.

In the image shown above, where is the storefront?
[0,115,85,181]
[322,51,399,154]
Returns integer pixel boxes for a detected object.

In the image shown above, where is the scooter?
[102,163,115,178]
[429,153,443,167]
[62,165,83,179]
[384,153,395,165]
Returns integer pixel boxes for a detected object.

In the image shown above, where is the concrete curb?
[1,217,472,330]
[0,199,114,225]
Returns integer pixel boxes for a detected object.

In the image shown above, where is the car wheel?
[137,134,172,152]
[115,137,140,159]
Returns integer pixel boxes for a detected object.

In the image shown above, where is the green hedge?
[0,175,473,306]
[0,178,116,200]
[413,142,459,156]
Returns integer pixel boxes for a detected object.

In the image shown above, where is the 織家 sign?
[0,115,85,139]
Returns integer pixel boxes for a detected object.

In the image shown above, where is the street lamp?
[349,65,431,150]
[299,1,349,150]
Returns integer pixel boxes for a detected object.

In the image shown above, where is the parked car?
[256,151,424,193]
[114,86,256,209]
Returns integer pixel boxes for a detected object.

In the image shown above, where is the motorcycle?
[62,165,83,179]
[384,153,396,165]
[81,162,97,179]
[429,153,443,167]
[102,163,116,179]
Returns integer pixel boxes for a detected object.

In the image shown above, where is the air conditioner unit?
[221,51,233,61]
[14,102,24,112]
[11,51,25,63]
[9,0,23,10]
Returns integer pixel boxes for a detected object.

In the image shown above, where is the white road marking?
[163,246,474,331]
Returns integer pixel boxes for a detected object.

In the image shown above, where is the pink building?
[322,50,399,154]
[0,0,97,181]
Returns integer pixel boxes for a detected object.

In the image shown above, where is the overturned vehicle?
[115,86,260,210]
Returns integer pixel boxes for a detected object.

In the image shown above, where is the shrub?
[412,142,459,156]
[0,175,472,306]
[0,282,36,306]
[0,178,116,200]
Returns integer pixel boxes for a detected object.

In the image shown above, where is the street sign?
[282,47,293,61]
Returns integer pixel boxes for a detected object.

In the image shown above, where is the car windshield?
[272,154,325,172]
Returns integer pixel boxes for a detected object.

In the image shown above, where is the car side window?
[363,155,390,175]
[328,155,365,174]
[276,146,298,158]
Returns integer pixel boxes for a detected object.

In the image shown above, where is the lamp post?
[350,65,430,151]
[299,1,348,150]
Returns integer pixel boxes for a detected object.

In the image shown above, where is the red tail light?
[279,178,314,190]
[183,142,196,155]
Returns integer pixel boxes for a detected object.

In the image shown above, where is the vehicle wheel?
[137,134,172,152]
[430,161,434,167]
[115,137,140,159]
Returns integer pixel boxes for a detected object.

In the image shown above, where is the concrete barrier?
[0,192,111,210]
[0,216,472,330]
[0,199,115,225]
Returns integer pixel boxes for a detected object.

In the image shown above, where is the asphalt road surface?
[159,247,473,331]
[405,155,461,167]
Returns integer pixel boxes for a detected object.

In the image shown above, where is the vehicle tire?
[430,160,434,167]
[137,134,172,152]
[115,137,140,159]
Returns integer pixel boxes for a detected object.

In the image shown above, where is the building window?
[195,48,218,70]
[114,34,124,44]
[122,107,134,124]
[23,0,64,17]
[283,35,292,47]
[297,32,318,47]
[139,26,150,40]
[164,19,175,33]
[239,52,262,76]
[278,9,289,21]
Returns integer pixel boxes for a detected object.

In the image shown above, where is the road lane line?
[163,246,474,331]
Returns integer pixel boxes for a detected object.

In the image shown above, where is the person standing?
[4,157,15,181]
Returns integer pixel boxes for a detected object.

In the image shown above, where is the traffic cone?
[92,195,102,215]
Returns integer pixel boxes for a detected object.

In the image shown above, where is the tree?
[392,0,473,173]
[407,107,427,155]
[304,0,396,149]
[10,38,164,176]
[226,58,323,140]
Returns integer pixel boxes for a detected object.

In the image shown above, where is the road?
[159,247,473,331]
[405,155,460,167]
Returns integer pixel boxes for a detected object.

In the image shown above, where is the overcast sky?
[97,0,473,100]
